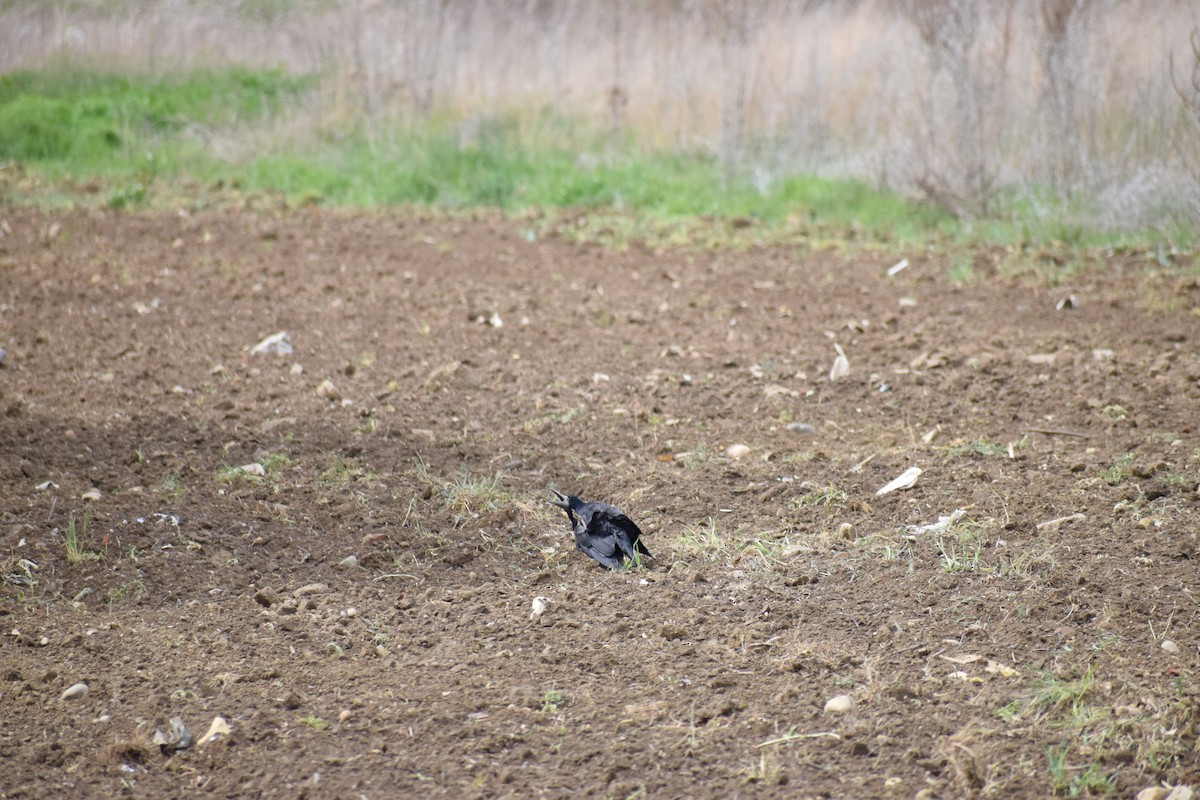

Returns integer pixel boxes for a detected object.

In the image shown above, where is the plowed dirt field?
[2,208,1198,798]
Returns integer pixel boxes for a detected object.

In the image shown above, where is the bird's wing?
[591,511,651,562]
[574,529,624,570]
[588,510,652,561]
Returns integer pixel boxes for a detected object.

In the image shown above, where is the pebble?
[254,588,278,608]
[786,422,816,434]
[81,488,102,501]
[823,694,854,714]
[338,555,359,569]
[726,444,751,459]
[1160,639,1180,655]
[530,596,549,621]
[1137,787,1194,800]
[315,379,341,401]
[61,682,89,701]
[293,583,330,598]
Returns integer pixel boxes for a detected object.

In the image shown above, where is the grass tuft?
[64,510,102,565]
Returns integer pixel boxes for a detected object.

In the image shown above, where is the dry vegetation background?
[2,0,1200,229]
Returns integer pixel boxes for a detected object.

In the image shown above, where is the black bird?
[548,489,652,570]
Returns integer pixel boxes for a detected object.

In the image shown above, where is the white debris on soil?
[250,331,292,356]
[60,682,89,701]
[196,716,231,746]
[906,509,967,537]
[1035,512,1085,532]
[876,466,922,496]
[725,444,751,460]
[829,343,849,381]
[152,717,193,753]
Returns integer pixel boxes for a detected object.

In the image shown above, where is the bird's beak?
[547,489,569,509]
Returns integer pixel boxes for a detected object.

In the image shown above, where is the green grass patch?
[0,66,311,165]
[944,437,1020,459]
[3,65,1196,250]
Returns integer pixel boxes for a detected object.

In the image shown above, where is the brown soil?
[2,208,1198,799]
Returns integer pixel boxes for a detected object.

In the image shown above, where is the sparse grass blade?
[63,509,101,565]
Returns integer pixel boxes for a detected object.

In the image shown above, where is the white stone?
[824,694,854,713]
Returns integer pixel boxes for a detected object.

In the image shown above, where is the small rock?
[838,522,855,541]
[1139,789,1186,800]
[81,488,102,501]
[1160,639,1180,655]
[530,596,549,621]
[726,444,751,460]
[293,583,329,598]
[786,422,816,435]
[315,379,341,401]
[290,363,304,375]
[1092,348,1115,362]
[235,463,266,477]
[35,480,58,491]
[254,588,278,608]
[824,694,854,713]
[61,682,89,701]
[338,709,352,723]
[338,555,359,569]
